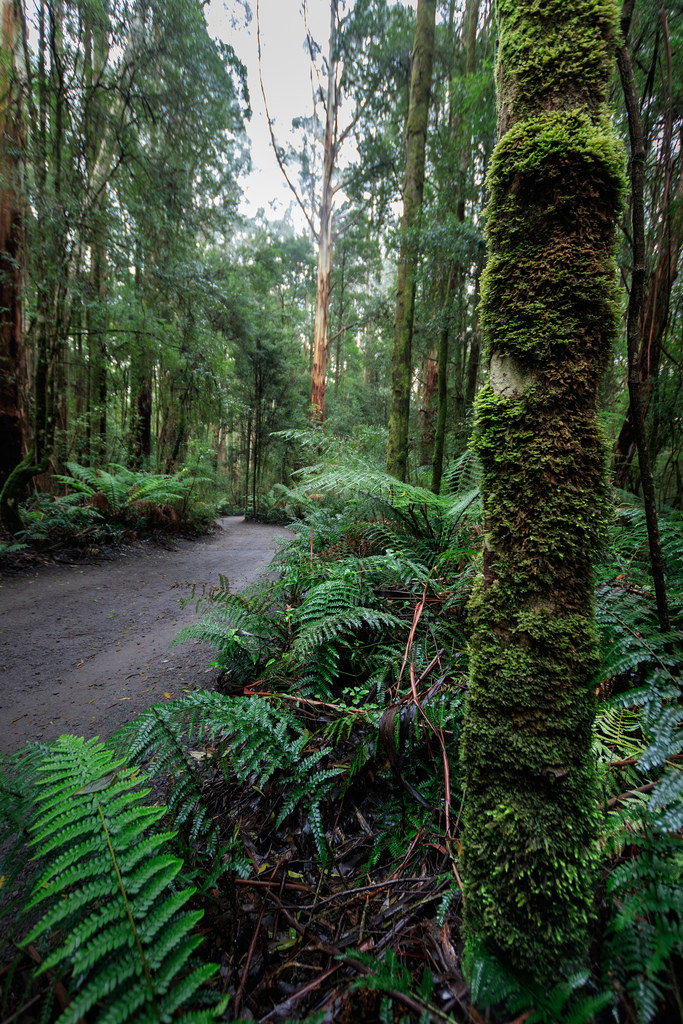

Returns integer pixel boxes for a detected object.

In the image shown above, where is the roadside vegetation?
[1,433,681,1023]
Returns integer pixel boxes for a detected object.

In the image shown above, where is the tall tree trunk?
[334,239,347,396]
[131,258,152,466]
[386,0,436,481]
[461,0,624,987]
[432,0,480,493]
[310,0,338,425]
[419,346,439,466]
[613,156,683,487]
[616,3,671,633]
[0,0,25,489]
[431,311,449,493]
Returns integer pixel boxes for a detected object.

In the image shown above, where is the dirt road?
[0,517,290,755]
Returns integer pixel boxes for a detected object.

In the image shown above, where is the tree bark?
[431,0,480,493]
[0,0,26,492]
[616,10,671,633]
[419,345,439,466]
[386,0,436,481]
[613,161,683,488]
[310,0,338,425]
[461,0,624,986]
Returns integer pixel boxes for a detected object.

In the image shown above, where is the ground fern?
[20,735,224,1024]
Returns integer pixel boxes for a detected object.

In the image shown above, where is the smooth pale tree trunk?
[460,0,624,986]
[386,0,436,481]
[310,0,338,424]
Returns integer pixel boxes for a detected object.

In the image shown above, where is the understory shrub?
[1,438,681,1023]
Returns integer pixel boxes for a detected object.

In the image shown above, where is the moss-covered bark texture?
[460,0,624,985]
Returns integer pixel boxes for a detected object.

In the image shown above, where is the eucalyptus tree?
[257,0,346,424]
[259,0,416,425]
[460,0,624,987]
[385,0,436,482]
[0,0,27,533]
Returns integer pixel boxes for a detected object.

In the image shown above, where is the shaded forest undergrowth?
[0,461,234,569]
[1,438,682,1024]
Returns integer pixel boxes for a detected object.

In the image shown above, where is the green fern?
[604,830,683,1024]
[0,745,46,932]
[55,463,202,523]
[465,947,613,1024]
[21,735,224,1024]
[109,703,221,859]
[277,748,343,862]
[172,585,288,683]
[113,692,344,865]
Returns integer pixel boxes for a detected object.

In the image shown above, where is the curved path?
[0,517,291,754]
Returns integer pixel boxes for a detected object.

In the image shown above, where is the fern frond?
[23,735,219,1023]
[292,608,403,659]
[0,744,47,930]
[605,830,683,1024]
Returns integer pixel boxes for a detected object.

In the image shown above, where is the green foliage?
[112,691,341,865]
[3,467,682,1023]
[5,736,224,1024]
[176,434,475,707]
[0,745,46,932]
[604,830,683,1024]
[19,491,116,545]
[13,462,217,549]
[465,948,613,1024]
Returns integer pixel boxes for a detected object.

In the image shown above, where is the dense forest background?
[0,1,682,1023]
[1,0,679,524]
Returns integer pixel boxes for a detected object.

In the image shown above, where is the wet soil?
[0,517,291,755]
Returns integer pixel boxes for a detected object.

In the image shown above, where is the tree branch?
[256,0,317,239]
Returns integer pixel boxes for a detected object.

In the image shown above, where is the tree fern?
[55,463,204,523]
[21,735,224,1024]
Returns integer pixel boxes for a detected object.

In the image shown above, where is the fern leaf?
[22,736,219,1023]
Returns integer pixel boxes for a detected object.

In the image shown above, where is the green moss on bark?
[460,0,625,988]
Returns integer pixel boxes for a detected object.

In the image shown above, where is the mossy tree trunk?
[460,0,624,987]
[386,0,436,481]
[0,0,26,493]
[431,0,480,494]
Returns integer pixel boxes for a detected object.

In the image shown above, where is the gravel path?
[0,517,290,754]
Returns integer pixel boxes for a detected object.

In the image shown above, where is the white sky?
[205,0,332,229]
[205,0,417,231]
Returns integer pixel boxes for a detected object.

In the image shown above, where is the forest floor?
[0,517,291,754]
